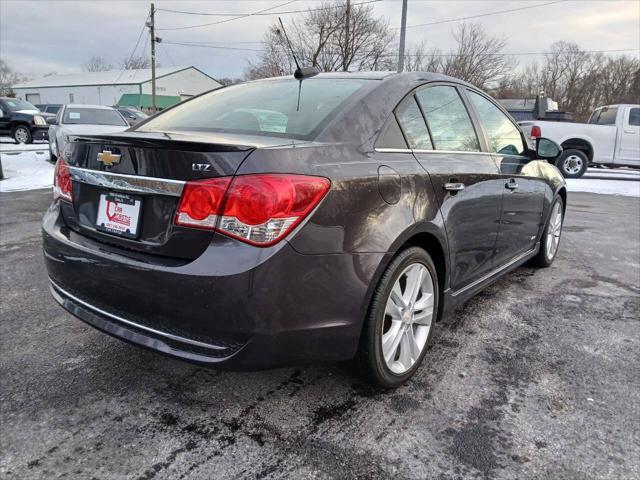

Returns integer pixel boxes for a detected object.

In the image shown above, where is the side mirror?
[46,117,58,125]
[536,137,562,160]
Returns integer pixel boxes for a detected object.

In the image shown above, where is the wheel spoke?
[390,282,406,309]
[385,296,403,319]
[405,265,424,306]
[398,330,414,370]
[382,322,403,363]
[413,309,433,326]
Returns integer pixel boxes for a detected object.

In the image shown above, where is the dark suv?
[42,72,566,387]
[0,97,49,143]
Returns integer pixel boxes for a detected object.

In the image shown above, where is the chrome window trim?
[49,279,227,351]
[375,147,412,153]
[412,149,486,155]
[69,166,185,197]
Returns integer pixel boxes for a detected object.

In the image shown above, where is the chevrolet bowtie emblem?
[97,150,121,166]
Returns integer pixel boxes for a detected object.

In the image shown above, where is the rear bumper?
[42,202,386,369]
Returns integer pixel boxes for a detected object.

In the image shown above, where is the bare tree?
[402,23,512,89]
[493,41,640,121]
[0,60,28,97]
[120,54,153,70]
[246,1,395,79]
[441,23,513,89]
[83,56,113,72]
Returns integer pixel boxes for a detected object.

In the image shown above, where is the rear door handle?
[444,182,465,192]
[505,180,519,190]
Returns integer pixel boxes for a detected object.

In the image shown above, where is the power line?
[157,0,299,31]
[402,0,567,29]
[160,42,178,68]
[163,41,639,57]
[156,0,379,17]
[113,15,150,85]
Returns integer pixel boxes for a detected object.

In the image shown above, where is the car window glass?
[588,107,618,125]
[467,90,525,155]
[376,115,408,149]
[140,78,374,140]
[629,108,640,126]
[416,86,479,152]
[395,97,433,150]
[62,108,128,126]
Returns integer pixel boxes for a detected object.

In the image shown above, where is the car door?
[0,101,10,134]
[617,106,640,166]
[400,84,504,292]
[464,89,545,267]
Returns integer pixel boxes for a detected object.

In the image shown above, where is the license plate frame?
[96,192,143,239]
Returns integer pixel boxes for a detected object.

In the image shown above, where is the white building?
[12,66,221,109]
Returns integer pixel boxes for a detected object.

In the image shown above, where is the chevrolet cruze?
[43,72,566,388]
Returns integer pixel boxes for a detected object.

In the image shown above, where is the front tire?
[556,149,588,178]
[355,247,439,388]
[13,125,33,144]
[531,197,564,267]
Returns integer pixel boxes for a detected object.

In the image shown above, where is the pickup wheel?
[13,125,33,144]
[555,149,588,178]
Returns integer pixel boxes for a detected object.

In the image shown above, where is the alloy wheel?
[14,127,29,144]
[546,202,563,260]
[381,262,435,375]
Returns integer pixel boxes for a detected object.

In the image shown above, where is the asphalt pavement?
[1,189,639,480]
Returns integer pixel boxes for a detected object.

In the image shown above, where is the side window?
[375,115,408,149]
[416,86,480,152]
[467,90,526,155]
[395,97,433,150]
[629,108,640,127]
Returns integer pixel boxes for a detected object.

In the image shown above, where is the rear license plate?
[96,192,142,239]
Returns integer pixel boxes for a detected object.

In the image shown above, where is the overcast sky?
[1,0,638,80]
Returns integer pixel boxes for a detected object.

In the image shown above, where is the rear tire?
[13,125,32,144]
[531,197,564,267]
[49,138,57,163]
[355,247,439,388]
[555,149,588,178]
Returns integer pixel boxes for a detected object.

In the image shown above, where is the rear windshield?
[139,78,374,139]
[588,107,618,125]
[62,108,127,126]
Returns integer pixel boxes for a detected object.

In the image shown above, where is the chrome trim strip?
[451,247,536,297]
[412,149,489,155]
[374,148,412,153]
[69,167,185,197]
[49,279,227,350]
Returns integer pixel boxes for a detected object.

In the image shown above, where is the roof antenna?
[277,17,319,80]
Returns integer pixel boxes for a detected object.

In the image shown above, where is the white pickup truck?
[520,104,640,178]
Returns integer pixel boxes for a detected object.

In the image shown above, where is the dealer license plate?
[96,192,142,239]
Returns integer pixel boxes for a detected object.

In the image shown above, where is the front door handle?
[505,180,519,190]
[444,182,465,192]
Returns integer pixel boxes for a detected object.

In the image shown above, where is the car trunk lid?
[62,130,295,260]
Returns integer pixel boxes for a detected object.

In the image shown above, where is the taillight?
[53,158,72,202]
[531,125,541,139]
[175,174,330,246]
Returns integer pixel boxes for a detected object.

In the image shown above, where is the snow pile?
[0,150,54,192]
[566,168,639,197]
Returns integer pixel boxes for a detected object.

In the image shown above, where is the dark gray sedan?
[42,72,566,388]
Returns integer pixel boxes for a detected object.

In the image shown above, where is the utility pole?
[344,0,350,71]
[149,2,157,112]
[397,0,408,73]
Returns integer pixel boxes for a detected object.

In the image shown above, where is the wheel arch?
[560,137,594,162]
[361,223,451,330]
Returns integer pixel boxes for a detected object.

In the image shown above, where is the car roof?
[64,104,116,110]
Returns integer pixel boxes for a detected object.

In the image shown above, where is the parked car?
[43,71,566,388]
[48,104,129,161]
[116,107,149,126]
[520,104,640,178]
[36,104,63,116]
[0,97,49,143]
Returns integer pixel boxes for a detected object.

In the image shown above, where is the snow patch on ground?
[0,150,54,192]
[567,168,640,197]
